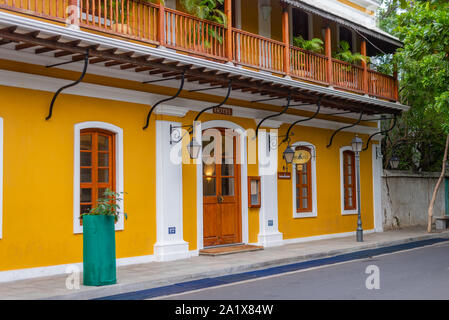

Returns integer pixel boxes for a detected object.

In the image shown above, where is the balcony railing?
[0,0,399,101]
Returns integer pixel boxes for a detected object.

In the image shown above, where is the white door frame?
[196,120,249,250]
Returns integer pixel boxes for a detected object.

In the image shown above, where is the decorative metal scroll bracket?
[326,108,364,148]
[255,92,292,138]
[142,72,186,130]
[362,114,397,151]
[170,124,194,145]
[45,49,89,120]
[283,97,322,143]
[188,80,233,132]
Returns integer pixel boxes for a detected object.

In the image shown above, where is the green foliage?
[333,40,370,65]
[82,189,128,222]
[375,0,449,171]
[292,35,324,53]
[179,0,226,46]
[179,0,227,26]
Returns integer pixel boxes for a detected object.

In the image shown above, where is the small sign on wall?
[168,227,176,235]
[213,106,233,116]
[277,172,291,180]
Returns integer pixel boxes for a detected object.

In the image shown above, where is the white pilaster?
[257,130,283,247]
[154,120,189,261]
[372,143,383,232]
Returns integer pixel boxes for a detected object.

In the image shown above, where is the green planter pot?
[83,215,117,286]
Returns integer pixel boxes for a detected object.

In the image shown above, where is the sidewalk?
[1,227,449,300]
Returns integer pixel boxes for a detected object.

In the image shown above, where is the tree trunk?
[427,132,449,232]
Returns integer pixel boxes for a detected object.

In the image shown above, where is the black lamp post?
[351,135,363,242]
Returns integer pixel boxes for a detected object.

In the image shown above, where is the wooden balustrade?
[164,8,226,61]
[79,0,159,43]
[368,70,397,101]
[232,28,285,74]
[290,46,328,84]
[0,0,68,22]
[0,0,399,101]
[332,59,364,93]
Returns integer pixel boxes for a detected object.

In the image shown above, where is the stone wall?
[382,170,448,230]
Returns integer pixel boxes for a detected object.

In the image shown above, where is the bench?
[435,216,449,230]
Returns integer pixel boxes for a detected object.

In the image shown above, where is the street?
[158,241,449,300]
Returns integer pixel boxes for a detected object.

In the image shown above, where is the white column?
[154,120,189,261]
[257,130,283,247]
[372,142,383,232]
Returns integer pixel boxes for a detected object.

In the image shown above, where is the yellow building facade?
[0,0,407,281]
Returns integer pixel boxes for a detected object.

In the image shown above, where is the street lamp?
[187,139,201,160]
[351,135,363,242]
[389,155,400,169]
[283,145,295,164]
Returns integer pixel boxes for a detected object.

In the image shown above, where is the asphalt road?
[159,241,449,300]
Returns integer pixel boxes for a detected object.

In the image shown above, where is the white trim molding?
[0,118,3,239]
[291,141,318,219]
[196,120,249,250]
[73,121,125,234]
[339,146,360,215]
[283,229,375,245]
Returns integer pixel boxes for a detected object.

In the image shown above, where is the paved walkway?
[1,227,448,300]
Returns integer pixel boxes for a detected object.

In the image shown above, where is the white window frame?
[340,146,359,215]
[292,141,317,219]
[0,118,3,239]
[73,121,124,234]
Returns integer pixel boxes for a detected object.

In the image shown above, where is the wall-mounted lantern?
[188,139,201,160]
[283,145,295,164]
[389,155,400,169]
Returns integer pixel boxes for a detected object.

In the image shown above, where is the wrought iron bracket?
[45,49,89,120]
[170,124,194,145]
[143,72,186,130]
[283,98,322,143]
[362,114,397,151]
[326,108,364,148]
[188,80,233,132]
[255,92,291,138]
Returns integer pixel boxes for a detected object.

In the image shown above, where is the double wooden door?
[202,128,241,247]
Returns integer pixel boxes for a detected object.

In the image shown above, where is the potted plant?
[333,40,370,66]
[81,189,127,286]
[292,35,324,77]
[179,0,227,47]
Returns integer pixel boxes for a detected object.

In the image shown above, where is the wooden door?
[203,128,241,247]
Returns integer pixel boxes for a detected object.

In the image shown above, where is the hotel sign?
[213,106,233,116]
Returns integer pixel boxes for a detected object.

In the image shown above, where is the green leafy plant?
[179,0,227,46]
[333,40,370,65]
[82,189,128,222]
[292,35,324,53]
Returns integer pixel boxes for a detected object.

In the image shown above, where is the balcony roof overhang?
[0,11,408,116]
[282,0,403,52]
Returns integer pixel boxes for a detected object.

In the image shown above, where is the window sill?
[293,211,317,219]
[341,209,358,215]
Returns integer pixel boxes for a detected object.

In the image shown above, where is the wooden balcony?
[0,0,399,102]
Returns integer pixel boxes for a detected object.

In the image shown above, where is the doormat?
[199,245,264,256]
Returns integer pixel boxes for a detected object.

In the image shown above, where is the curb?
[45,231,449,300]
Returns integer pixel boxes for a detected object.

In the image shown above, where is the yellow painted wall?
[241,0,259,34]
[270,0,283,42]
[0,71,376,272]
[276,123,374,239]
[0,85,158,271]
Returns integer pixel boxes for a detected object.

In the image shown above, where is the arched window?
[79,129,116,224]
[342,150,356,211]
[296,146,312,213]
